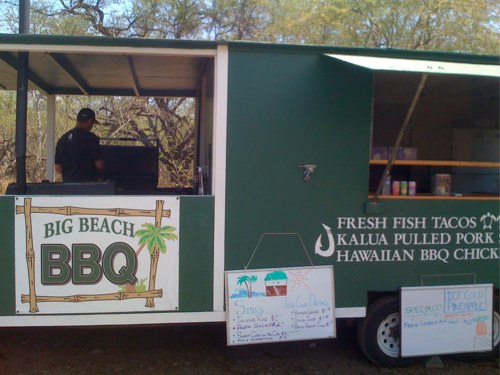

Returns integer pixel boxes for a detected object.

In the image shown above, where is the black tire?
[460,294,500,361]
[357,295,419,367]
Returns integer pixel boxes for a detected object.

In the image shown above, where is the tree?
[130,0,203,39]
[135,222,178,255]
[264,0,499,54]
[205,0,269,40]
[135,221,178,306]
[263,0,347,44]
[237,274,258,298]
[26,92,48,183]
[0,91,16,191]
[343,0,500,53]
[31,0,133,36]
[98,96,196,187]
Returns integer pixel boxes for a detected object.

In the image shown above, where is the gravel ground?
[0,322,498,374]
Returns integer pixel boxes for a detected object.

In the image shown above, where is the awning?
[325,54,500,77]
[0,42,216,97]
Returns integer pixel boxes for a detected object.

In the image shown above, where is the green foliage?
[135,278,148,292]
[130,0,203,38]
[205,0,269,40]
[337,0,500,53]
[237,274,258,285]
[135,223,178,255]
[263,0,499,53]
[0,91,16,191]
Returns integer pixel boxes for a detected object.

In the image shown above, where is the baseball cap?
[77,108,100,124]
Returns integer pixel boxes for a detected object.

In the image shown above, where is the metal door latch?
[298,164,317,182]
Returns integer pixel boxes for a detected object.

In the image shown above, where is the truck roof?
[0,33,498,96]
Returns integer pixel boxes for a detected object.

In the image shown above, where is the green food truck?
[0,34,498,366]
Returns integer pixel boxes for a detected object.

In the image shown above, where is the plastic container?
[432,174,451,196]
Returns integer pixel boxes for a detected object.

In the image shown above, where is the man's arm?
[55,164,62,174]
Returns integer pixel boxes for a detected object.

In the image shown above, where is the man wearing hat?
[55,108,105,182]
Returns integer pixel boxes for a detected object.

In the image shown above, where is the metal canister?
[409,181,416,196]
[392,181,400,196]
[400,181,408,195]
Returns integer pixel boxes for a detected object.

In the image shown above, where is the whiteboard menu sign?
[225,266,335,345]
[401,284,493,357]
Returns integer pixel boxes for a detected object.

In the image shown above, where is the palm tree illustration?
[237,275,258,298]
[135,223,178,307]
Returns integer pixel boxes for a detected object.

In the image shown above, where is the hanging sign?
[401,284,494,356]
[225,266,335,345]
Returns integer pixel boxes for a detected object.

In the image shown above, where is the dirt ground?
[0,322,498,375]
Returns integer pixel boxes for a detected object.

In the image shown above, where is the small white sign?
[401,284,493,356]
[15,196,180,314]
[225,266,336,345]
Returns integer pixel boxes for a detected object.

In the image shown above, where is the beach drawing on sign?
[226,266,336,346]
[230,269,312,298]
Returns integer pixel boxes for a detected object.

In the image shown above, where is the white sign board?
[401,284,493,357]
[15,196,180,315]
[225,266,335,345]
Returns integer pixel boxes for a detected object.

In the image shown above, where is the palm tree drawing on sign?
[237,275,258,298]
[135,223,178,306]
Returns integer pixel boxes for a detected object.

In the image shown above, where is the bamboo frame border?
[16,197,171,313]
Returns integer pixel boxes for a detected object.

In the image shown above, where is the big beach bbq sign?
[15,196,179,314]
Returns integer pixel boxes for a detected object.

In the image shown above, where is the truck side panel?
[224,47,499,309]
[0,195,215,320]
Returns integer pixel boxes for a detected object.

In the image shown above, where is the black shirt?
[55,128,102,182]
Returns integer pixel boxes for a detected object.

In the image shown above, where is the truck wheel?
[357,295,417,367]
[492,295,500,352]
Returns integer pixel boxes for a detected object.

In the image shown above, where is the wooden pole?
[374,74,428,199]
[146,200,164,307]
[23,198,39,313]
[21,289,162,304]
[16,205,170,218]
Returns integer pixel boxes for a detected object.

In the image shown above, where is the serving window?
[369,71,499,199]
[2,45,218,197]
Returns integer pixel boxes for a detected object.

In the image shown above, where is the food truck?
[0,34,498,366]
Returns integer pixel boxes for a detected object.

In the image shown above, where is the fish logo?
[315,223,335,257]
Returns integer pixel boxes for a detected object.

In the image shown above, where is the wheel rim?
[377,312,400,358]
[493,310,500,348]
